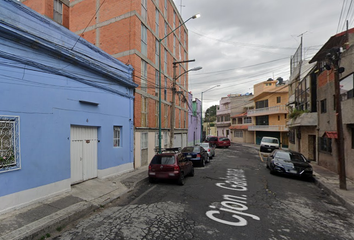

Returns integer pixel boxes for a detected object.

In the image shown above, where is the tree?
[205,105,217,122]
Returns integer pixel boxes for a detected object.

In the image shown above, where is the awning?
[323,131,338,139]
[231,112,247,118]
[230,125,249,130]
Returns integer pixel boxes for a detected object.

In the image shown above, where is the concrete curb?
[0,202,95,240]
[313,175,354,214]
[0,167,149,240]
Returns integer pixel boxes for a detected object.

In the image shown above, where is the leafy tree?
[205,105,217,122]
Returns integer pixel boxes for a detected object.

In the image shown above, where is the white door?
[70,126,98,184]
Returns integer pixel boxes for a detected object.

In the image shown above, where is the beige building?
[247,79,289,147]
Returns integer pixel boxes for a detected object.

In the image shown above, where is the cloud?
[173,0,344,110]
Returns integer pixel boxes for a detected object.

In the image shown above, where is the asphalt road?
[52,143,354,240]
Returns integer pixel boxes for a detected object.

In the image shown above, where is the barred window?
[141,0,147,22]
[141,24,147,56]
[113,126,121,147]
[141,60,147,91]
[0,116,20,171]
[319,136,332,153]
[234,130,243,138]
[53,0,63,24]
[155,9,159,36]
[141,132,148,149]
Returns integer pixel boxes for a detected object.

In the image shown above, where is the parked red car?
[216,137,231,148]
[148,148,194,185]
[205,136,230,148]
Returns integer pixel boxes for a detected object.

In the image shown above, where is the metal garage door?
[70,126,98,184]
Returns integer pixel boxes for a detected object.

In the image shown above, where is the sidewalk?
[242,142,354,213]
[0,166,148,240]
[1,144,354,240]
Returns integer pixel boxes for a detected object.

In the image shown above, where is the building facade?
[216,96,232,138]
[247,79,289,147]
[287,60,317,161]
[310,28,354,180]
[188,92,201,146]
[0,1,137,213]
[228,95,254,143]
[22,0,191,168]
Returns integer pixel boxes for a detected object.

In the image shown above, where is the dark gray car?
[266,149,313,179]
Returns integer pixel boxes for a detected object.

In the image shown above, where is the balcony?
[216,121,231,127]
[342,98,354,124]
[248,125,288,132]
[247,105,288,117]
[287,112,317,127]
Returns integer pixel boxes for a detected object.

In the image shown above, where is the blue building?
[0,1,137,213]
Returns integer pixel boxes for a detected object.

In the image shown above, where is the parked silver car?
[197,143,215,159]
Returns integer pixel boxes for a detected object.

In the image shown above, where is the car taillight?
[148,165,151,170]
[174,165,180,171]
[197,154,201,158]
[208,149,210,152]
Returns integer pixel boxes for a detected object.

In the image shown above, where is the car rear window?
[199,143,209,148]
[219,138,229,141]
[182,147,195,152]
[275,152,306,162]
[262,138,278,143]
[150,155,175,165]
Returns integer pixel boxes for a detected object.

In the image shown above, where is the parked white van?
[260,137,280,152]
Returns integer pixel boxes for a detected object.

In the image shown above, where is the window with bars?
[155,100,159,127]
[141,60,147,91]
[155,69,159,96]
[142,97,148,127]
[155,132,159,147]
[244,117,252,123]
[0,116,20,171]
[173,35,176,56]
[184,30,186,47]
[256,99,268,109]
[164,21,168,45]
[234,130,243,138]
[164,104,169,128]
[164,131,168,146]
[141,132,148,149]
[141,0,147,21]
[155,8,159,36]
[320,99,327,113]
[113,126,121,147]
[164,76,167,101]
[141,24,147,56]
[276,96,281,103]
[155,40,159,66]
[319,136,332,153]
[164,48,167,73]
[53,0,63,24]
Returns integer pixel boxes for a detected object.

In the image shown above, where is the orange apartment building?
[247,79,289,147]
[22,0,191,168]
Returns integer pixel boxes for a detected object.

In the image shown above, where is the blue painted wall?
[0,1,137,197]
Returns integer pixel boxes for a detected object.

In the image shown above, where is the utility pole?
[326,47,347,190]
[170,60,198,148]
[170,63,177,148]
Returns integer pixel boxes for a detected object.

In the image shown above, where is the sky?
[172,0,351,111]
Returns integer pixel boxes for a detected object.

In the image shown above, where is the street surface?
[52,144,354,240]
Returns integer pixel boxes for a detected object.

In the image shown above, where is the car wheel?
[200,159,205,167]
[206,156,210,163]
[149,177,155,183]
[178,173,185,185]
[269,166,275,175]
[190,167,195,177]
